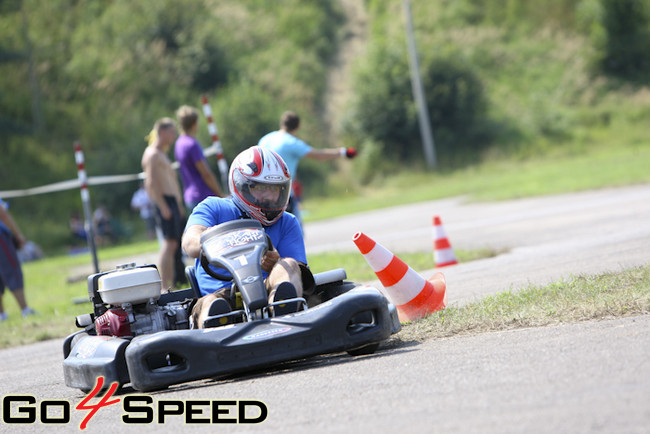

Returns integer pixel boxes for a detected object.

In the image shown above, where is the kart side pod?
[124,286,397,392]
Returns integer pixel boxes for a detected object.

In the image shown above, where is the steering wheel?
[199,233,274,281]
[200,255,233,281]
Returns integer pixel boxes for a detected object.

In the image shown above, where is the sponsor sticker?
[242,327,291,341]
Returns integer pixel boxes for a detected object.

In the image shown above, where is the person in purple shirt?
[174,105,224,210]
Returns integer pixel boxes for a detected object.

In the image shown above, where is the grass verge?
[394,265,650,344]
[307,248,503,283]
[302,143,650,221]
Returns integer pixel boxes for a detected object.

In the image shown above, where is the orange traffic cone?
[433,216,458,267]
[353,232,447,322]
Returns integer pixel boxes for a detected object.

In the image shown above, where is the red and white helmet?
[229,146,292,226]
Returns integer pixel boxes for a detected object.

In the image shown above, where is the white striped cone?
[433,215,458,267]
[353,232,447,322]
[201,95,230,192]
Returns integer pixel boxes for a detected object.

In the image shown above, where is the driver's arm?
[182,224,207,258]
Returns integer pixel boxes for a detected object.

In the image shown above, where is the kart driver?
[182,146,313,328]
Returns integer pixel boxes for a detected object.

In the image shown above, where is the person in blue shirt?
[258,111,357,222]
[182,146,313,328]
[0,199,35,321]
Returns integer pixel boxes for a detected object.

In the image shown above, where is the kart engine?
[94,265,190,337]
[95,301,190,337]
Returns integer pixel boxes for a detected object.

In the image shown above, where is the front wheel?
[347,343,379,356]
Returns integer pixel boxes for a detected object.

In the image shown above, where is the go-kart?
[62,219,401,392]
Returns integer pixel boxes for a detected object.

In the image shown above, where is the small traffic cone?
[433,216,458,267]
[353,232,447,322]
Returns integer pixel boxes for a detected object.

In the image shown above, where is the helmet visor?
[236,177,291,216]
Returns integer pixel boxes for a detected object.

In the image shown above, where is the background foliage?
[343,0,650,181]
[1,0,649,253]
[1,0,343,250]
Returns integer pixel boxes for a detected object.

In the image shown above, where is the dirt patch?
[321,0,368,146]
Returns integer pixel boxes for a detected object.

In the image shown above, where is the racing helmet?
[229,146,292,226]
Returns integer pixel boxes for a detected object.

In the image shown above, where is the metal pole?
[74,142,99,273]
[403,0,437,170]
[201,95,230,193]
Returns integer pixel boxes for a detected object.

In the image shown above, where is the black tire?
[347,342,379,356]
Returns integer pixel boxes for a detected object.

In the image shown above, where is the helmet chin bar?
[233,201,282,227]
[261,208,282,224]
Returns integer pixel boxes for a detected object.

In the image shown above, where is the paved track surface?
[1,184,649,433]
[305,183,650,306]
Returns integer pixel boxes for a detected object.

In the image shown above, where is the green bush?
[344,43,490,168]
[343,44,415,161]
[210,80,279,158]
[577,0,650,81]
[600,0,650,80]
[352,139,396,184]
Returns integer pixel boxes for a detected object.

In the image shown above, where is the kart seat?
[185,266,201,299]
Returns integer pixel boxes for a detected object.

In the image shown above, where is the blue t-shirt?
[258,131,311,177]
[185,197,306,296]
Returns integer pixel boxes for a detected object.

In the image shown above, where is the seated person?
[181,146,312,328]
[69,211,87,241]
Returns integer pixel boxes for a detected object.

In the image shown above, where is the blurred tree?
[600,0,650,80]
[0,0,342,251]
[345,44,488,169]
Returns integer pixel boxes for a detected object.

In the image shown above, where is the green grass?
[0,241,159,348]
[302,142,650,221]
[396,265,650,343]
[307,248,502,283]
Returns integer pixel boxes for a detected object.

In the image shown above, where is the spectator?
[130,182,157,240]
[92,205,113,246]
[69,211,87,243]
[17,240,44,263]
[0,198,36,321]
[174,105,224,211]
[258,111,357,223]
[141,117,186,291]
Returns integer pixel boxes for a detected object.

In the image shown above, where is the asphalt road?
[1,184,649,433]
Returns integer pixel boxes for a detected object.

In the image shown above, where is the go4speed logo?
[2,376,268,429]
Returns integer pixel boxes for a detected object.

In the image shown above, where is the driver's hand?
[261,250,280,273]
